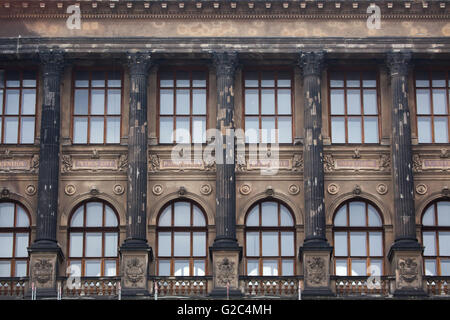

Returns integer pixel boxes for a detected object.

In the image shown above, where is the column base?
[209,246,242,298]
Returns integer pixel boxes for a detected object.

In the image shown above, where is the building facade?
[0,0,449,299]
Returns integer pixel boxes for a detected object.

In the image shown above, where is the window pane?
[107,71,121,88]
[261,89,275,115]
[193,205,206,226]
[335,259,347,276]
[246,207,259,227]
[434,117,448,143]
[6,71,20,87]
[104,206,118,227]
[73,117,88,144]
[425,259,436,276]
[16,206,29,227]
[363,89,377,115]
[104,233,118,257]
[433,89,447,114]
[106,117,120,144]
[193,260,205,276]
[69,233,83,257]
[347,117,362,143]
[85,260,101,276]
[4,117,18,143]
[437,202,450,226]
[281,260,294,276]
[176,71,189,87]
[0,203,14,227]
[175,117,190,144]
[281,232,294,256]
[423,231,437,256]
[416,89,431,114]
[91,71,105,87]
[174,232,190,256]
[347,90,361,115]
[422,206,435,226]
[280,205,293,226]
[68,261,81,277]
[334,206,347,226]
[0,261,11,277]
[369,232,383,256]
[91,90,105,115]
[107,89,121,115]
[440,260,450,276]
[160,89,174,115]
[245,89,259,115]
[158,207,171,227]
[278,71,291,87]
[89,117,104,143]
[15,261,27,277]
[415,71,429,87]
[432,72,446,87]
[158,232,171,257]
[246,232,259,256]
[331,117,345,143]
[75,71,89,87]
[369,260,383,276]
[368,205,382,226]
[174,260,189,276]
[262,260,278,276]
[85,233,102,257]
[330,89,345,115]
[364,117,379,143]
[351,260,367,276]
[349,202,366,226]
[86,202,103,227]
[334,232,348,256]
[192,116,206,144]
[346,72,360,88]
[159,117,173,144]
[362,72,376,88]
[5,90,20,113]
[278,117,292,143]
[417,116,432,143]
[245,116,259,144]
[0,233,13,257]
[158,260,170,276]
[105,260,117,276]
[174,202,190,226]
[22,89,36,115]
[71,207,84,227]
[160,71,174,88]
[74,89,89,115]
[262,232,278,256]
[350,232,367,256]
[193,232,206,256]
[247,260,259,276]
[277,89,291,115]
[438,232,450,256]
[261,117,276,144]
[245,71,258,87]
[192,71,206,87]
[15,233,29,257]
[192,89,206,115]
[176,89,190,115]
[261,71,275,87]
[261,202,278,226]
[330,72,344,88]
[20,117,35,144]
[23,71,36,87]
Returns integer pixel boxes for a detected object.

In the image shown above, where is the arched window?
[333,201,384,276]
[68,201,119,277]
[422,200,450,276]
[0,202,30,277]
[157,201,207,276]
[245,201,295,276]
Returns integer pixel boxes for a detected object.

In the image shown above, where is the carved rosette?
[288,184,300,195]
[152,184,163,196]
[113,184,125,195]
[64,184,76,196]
[25,185,37,196]
[239,184,251,195]
[327,183,339,195]
[200,184,212,195]
[415,183,428,195]
[376,183,388,195]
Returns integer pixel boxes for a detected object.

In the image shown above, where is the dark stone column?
[120,52,153,296]
[298,51,333,297]
[209,51,242,297]
[28,49,64,297]
[386,51,426,296]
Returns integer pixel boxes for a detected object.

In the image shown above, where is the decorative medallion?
[200,184,212,195]
[327,183,339,195]
[32,259,53,284]
[25,185,37,196]
[216,258,236,287]
[64,184,76,196]
[415,183,428,195]
[113,184,125,195]
[376,183,388,195]
[398,258,418,284]
[152,184,163,196]
[305,257,326,286]
[239,184,251,195]
[1,188,9,198]
[125,258,145,287]
[288,184,300,195]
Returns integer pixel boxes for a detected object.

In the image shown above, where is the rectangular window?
[329,71,379,144]
[415,70,450,143]
[243,69,293,144]
[0,70,37,144]
[158,69,207,144]
[72,70,122,144]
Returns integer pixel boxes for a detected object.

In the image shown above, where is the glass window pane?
[261,117,276,144]
[245,89,259,115]
[160,89,174,115]
[107,71,121,88]
[335,259,347,276]
[347,90,361,115]
[85,232,102,257]
[158,232,171,257]
[280,205,293,226]
[20,117,35,144]
[277,89,291,115]
[364,117,379,143]
[261,89,275,115]
[106,117,120,144]
[73,117,88,144]
[4,117,18,144]
[434,117,448,143]
[193,260,205,276]
[262,232,278,256]
[422,206,435,226]
[175,117,190,144]
[416,89,431,114]
[278,71,291,87]
[281,232,294,256]
[368,205,382,226]
[159,117,173,144]
[437,202,450,226]
[71,207,84,227]
[246,232,259,257]
[362,72,376,88]
[440,260,450,276]
[192,116,206,144]
[369,232,383,256]
[174,260,190,276]
[245,71,258,87]
[89,117,104,143]
[69,233,83,257]
[346,72,360,88]
[176,71,189,87]
[160,71,174,88]
[245,116,259,144]
[330,89,345,115]
[23,71,36,87]
[347,117,362,143]
[363,89,377,115]
[438,232,450,256]
[68,261,81,277]
[176,89,190,115]
[261,202,278,226]
[0,233,13,257]
[104,206,118,227]
[193,232,206,256]
[330,72,344,88]
[432,72,446,87]
[107,89,121,115]
[423,231,437,256]
[334,232,348,256]
[0,261,11,277]
[192,71,206,87]
[91,71,105,87]
[193,206,206,226]
[105,260,117,276]
[334,206,347,226]
[331,117,345,143]
[247,260,259,276]
[193,89,206,115]
[75,71,89,87]
[349,202,366,226]
[174,232,190,256]
[74,89,89,115]
[22,89,36,115]
[174,202,190,226]
[16,206,29,227]
[350,232,367,256]
[85,260,101,276]
[417,116,432,143]
[15,233,29,257]
[5,90,19,114]
[433,89,447,114]
[281,260,294,276]
[0,203,14,227]
[425,259,437,276]
[6,71,20,87]
[105,233,118,257]
[369,260,383,276]
[246,207,259,227]
[261,71,275,87]
[415,71,429,87]
[278,117,292,144]
[91,90,105,115]
[158,260,170,276]
[15,261,27,277]
[262,260,278,276]
[86,202,103,227]
[158,207,171,227]
[351,260,367,276]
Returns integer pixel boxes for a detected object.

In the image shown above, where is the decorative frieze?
[323,154,390,173]
[0,154,39,173]
[60,154,128,173]
[412,154,450,172]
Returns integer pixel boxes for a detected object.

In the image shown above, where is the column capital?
[298,51,326,78]
[386,51,412,78]
[126,51,153,76]
[212,51,239,77]
[39,48,64,77]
